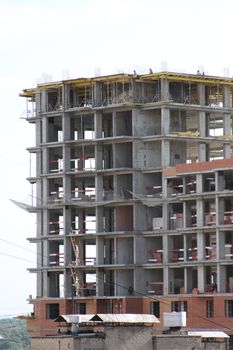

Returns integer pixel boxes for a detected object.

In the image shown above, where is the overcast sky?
[0,0,233,316]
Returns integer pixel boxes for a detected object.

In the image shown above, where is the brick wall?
[105,326,153,350]
[75,336,104,349]
[31,326,153,350]
[153,335,228,350]
[31,336,75,350]
[31,327,228,350]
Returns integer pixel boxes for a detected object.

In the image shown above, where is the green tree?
[0,319,30,350]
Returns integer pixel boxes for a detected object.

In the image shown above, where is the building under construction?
[20,70,233,337]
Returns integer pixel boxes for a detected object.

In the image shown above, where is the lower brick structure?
[31,335,105,350]
[31,329,229,350]
[31,326,153,350]
[153,335,228,350]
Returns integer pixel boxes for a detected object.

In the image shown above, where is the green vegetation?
[0,319,30,350]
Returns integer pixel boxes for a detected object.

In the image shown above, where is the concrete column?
[63,174,71,202]
[36,211,42,238]
[223,85,231,108]
[41,89,47,113]
[134,203,147,231]
[36,149,42,178]
[63,116,71,215]
[163,266,169,295]
[197,83,205,106]
[113,237,117,263]
[216,229,225,260]
[63,206,71,236]
[63,144,71,173]
[95,144,103,170]
[42,147,48,175]
[104,238,112,264]
[197,230,204,260]
[112,111,116,137]
[162,234,168,265]
[183,201,191,228]
[216,171,225,192]
[196,199,203,226]
[35,119,41,146]
[216,197,224,225]
[43,209,49,236]
[218,265,226,293]
[133,140,144,168]
[96,206,103,233]
[94,82,102,107]
[134,236,147,264]
[41,116,47,143]
[37,240,42,273]
[132,108,144,137]
[168,269,174,294]
[36,271,43,297]
[62,112,70,142]
[163,178,168,198]
[196,174,203,194]
[183,235,187,261]
[113,174,117,200]
[161,79,169,101]
[198,111,206,137]
[96,237,104,265]
[96,269,104,296]
[63,234,72,298]
[223,144,232,158]
[185,267,192,293]
[134,268,146,294]
[36,178,42,208]
[112,143,116,169]
[42,270,48,297]
[197,265,205,293]
[224,113,231,134]
[114,270,117,296]
[198,143,207,162]
[62,83,68,110]
[94,111,102,138]
[95,175,103,202]
[63,270,71,298]
[161,108,170,135]
[42,177,48,206]
[133,172,143,201]
[223,113,232,158]
[161,140,170,167]
[163,203,169,230]
[43,240,49,296]
[35,92,41,114]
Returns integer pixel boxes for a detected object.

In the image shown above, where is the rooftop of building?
[19,70,233,98]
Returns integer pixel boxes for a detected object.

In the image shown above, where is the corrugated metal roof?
[188,331,229,338]
[55,315,94,323]
[90,314,159,323]
[55,313,159,324]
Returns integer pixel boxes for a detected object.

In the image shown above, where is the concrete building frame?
[20,71,233,336]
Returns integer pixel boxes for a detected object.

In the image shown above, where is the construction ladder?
[69,234,84,297]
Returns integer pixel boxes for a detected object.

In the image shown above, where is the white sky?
[0,0,233,316]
